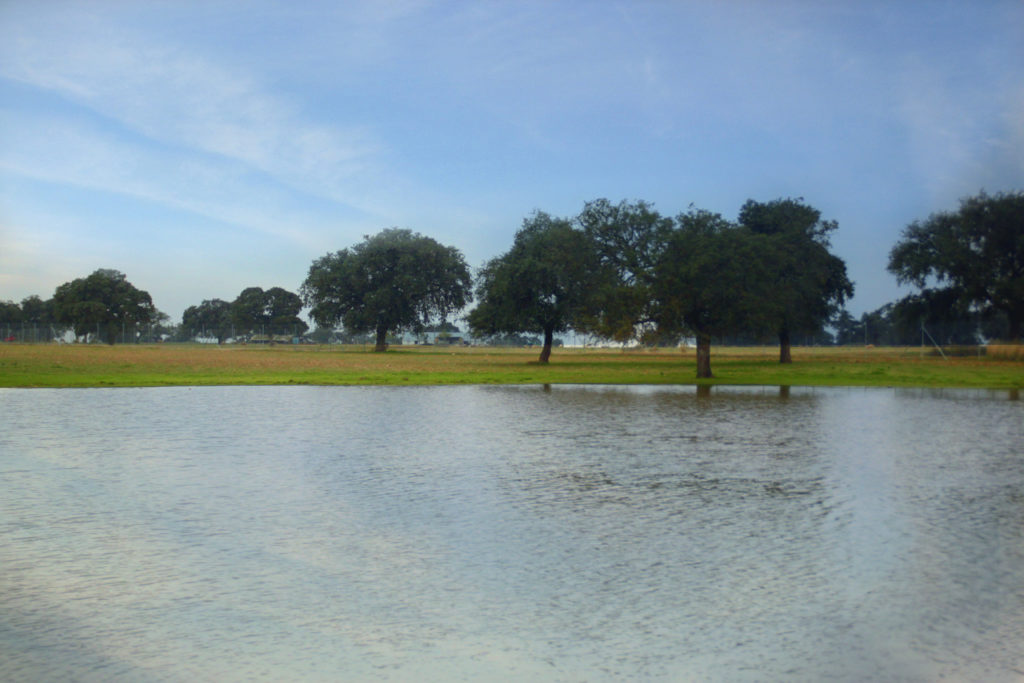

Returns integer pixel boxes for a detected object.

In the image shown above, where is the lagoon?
[1,385,1022,681]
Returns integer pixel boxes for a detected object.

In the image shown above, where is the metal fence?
[0,324,168,344]
[0,325,65,343]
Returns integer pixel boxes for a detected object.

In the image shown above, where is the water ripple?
[1,385,1021,681]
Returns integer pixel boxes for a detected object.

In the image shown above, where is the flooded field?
[2,385,1022,681]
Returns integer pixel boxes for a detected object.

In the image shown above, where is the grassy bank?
[1,343,1022,389]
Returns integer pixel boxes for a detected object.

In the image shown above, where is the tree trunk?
[696,332,712,378]
[538,326,554,364]
[778,328,792,364]
[374,325,388,352]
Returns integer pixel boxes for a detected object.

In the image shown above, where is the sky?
[1,0,1022,325]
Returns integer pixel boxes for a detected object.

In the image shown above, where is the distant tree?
[576,198,674,344]
[0,301,21,334]
[51,269,155,344]
[474,332,544,347]
[890,290,982,345]
[307,326,336,344]
[888,190,1024,341]
[145,310,175,342]
[302,228,472,352]
[851,302,948,347]
[833,309,861,346]
[19,296,52,325]
[264,287,307,336]
[860,305,894,346]
[738,198,854,363]
[230,287,307,339]
[468,212,604,363]
[653,209,774,378]
[231,287,269,336]
[182,299,234,343]
[848,303,942,347]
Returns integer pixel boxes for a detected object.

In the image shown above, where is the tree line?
[2,191,1020,377]
[463,197,853,376]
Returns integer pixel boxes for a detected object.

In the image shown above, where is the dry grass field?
[986,343,1024,360]
[1,342,1022,389]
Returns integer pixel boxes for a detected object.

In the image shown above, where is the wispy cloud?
[0,109,354,248]
[1,8,383,215]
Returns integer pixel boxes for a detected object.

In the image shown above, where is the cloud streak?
[1,8,383,216]
[0,109,350,248]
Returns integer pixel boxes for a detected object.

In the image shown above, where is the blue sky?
[2,1,1022,324]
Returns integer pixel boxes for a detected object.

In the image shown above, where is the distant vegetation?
[2,191,1021,379]
[181,286,307,344]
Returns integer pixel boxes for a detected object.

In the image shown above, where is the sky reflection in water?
[1,385,1022,681]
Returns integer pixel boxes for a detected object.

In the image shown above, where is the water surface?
[2,385,1022,681]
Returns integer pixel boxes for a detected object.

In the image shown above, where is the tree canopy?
[51,269,156,344]
[468,212,605,363]
[229,286,307,338]
[888,190,1024,341]
[302,228,472,352]
[738,198,853,362]
[19,295,53,326]
[182,298,234,343]
[0,296,62,341]
[469,198,855,371]
[0,300,21,327]
[576,198,674,344]
[654,210,775,377]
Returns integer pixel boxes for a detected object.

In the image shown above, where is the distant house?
[414,331,464,345]
[248,334,298,344]
[434,332,463,345]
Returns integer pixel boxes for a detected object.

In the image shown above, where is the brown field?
[986,343,1024,360]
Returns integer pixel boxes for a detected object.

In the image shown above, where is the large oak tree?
[738,198,854,362]
[575,198,674,345]
[654,210,774,378]
[302,228,472,352]
[468,212,604,363]
[51,269,156,344]
[888,190,1024,341]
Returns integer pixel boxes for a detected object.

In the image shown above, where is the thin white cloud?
[0,109,341,248]
[1,8,382,213]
